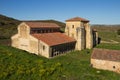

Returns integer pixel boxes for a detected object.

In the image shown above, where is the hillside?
[0,45,120,80]
[91,25,120,43]
[91,25,120,32]
[0,14,21,39]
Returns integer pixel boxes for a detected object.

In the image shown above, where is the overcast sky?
[0,0,120,24]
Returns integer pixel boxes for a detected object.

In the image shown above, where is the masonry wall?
[11,34,19,48]
[11,22,39,55]
[38,41,50,58]
[29,36,39,55]
[84,23,93,49]
[65,21,93,50]
[91,59,120,73]
[65,21,81,39]
[76,27,85,50]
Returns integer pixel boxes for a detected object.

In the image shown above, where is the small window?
[43,45,45,50]
[72,25,74,28]
[113,66,116,69]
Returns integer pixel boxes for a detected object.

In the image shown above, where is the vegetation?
[92,25,120,42]
[117,29,120,35]
[0,45,120,80]
[98,31,120,42]
[0,14,20,39]
[96,43,120,50]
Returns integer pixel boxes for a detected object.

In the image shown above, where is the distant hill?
[91,25,120,32]
[0,14,65,39]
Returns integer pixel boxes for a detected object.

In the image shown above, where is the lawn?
[0,45,120,80]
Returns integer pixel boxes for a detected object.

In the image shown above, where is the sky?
[0,0,120,24]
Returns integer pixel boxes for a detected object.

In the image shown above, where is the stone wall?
[11,22,39,55]
[39,40,50,58]
[11,34,19,48]
[65,21,81,39]
[29,35,39,55]
[85,23,93,49]
[76,27,85,50]
[65,21,93,50]
[91,59,120,73]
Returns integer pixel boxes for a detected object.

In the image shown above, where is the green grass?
[96,43,120,50]
[98,31,120,42]
[0,45,120,80]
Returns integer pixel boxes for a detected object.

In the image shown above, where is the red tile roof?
[24,22,60,28]
[66,17,89,22]
[32,32,76,46]
[91,48,120,62]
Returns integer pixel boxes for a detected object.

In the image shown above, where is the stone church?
[11,17,98,58]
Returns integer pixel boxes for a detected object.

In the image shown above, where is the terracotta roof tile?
[66,17,89,22]
[24,22,60,28]
[91,48,120,62]
[32,32,76,46]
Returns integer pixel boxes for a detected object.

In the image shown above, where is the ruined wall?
[91,59,120,73]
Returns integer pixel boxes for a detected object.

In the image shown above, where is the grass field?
[0,45,120,80]
[98,31,120,42]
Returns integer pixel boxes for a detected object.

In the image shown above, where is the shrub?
[117,29,120,35]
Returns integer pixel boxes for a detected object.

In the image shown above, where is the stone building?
[11,17,98,58]
[65,17,94,50]
[91,48,120,73]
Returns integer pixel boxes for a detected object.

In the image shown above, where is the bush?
[117,29,120,35]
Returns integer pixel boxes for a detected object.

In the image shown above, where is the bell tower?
[65,17,93,50]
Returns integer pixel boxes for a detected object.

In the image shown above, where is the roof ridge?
[66,17,89,22]
[23,21,60,28]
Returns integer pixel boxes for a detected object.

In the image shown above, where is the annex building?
[91,48,120,73]
[11,17,98,58]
